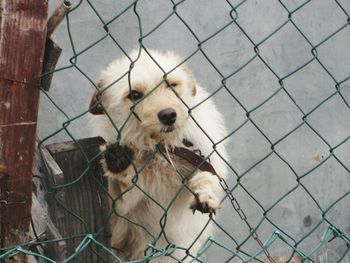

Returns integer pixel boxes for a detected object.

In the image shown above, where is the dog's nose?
[158,108,177,125]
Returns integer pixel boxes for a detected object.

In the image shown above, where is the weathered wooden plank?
[0,1,48,83]
[43,137,110,262]
[46,136,106,155]
[31,193,67,261]
[0,0,48,253]
[32,141,67,261]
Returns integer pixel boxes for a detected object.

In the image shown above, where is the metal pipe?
[47,0,72,38]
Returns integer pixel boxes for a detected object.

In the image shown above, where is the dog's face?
[89,50,197,148]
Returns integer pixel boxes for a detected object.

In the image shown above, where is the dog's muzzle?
[158,108,177,133]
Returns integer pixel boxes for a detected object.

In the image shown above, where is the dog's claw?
[190,194,220,216]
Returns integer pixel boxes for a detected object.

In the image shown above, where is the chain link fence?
[1,0,350,262]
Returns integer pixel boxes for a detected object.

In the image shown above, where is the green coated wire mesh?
[1,0,350,262]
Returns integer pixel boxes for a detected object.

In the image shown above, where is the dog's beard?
[160,125,175,133]
[147,123,183,146]
[129,116,185,148]
[151,126,177,139]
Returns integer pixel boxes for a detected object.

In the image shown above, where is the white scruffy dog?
[89,49,228,262]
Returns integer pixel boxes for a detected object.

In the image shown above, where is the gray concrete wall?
[41,0,350,262]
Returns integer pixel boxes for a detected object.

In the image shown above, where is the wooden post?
[0,0,48,251]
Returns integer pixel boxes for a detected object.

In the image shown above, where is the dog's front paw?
[103,144,134,173]
[190,192,220,216]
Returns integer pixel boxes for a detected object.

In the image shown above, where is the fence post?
[0,0,48,251]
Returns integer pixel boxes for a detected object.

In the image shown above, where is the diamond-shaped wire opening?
[103,5,143,52]
[207,87,248,134]
[250,90,304,142]
[274,124,330,175]
[225,58,280,111]
[237,219,284,260]
[267,186,323,241]
[136,0,175,34]
[295,221,349,262]
[216,184,264,240]
[201,237,242,263]
[333,136,350,171]
[240,154,298,210]
[227,121,271,175]
[86,0,136,23]
[316,25,350,82]
[233,0,288,44]
[62,1,112,53]
[323,194,350,236]
[257,22,314,78]
[283,61,336,113]
[184,50,222,87]
[175,0,234,40]
[291,0,349,45]
[300,157,350,210]
[199,23,255,77]
[141,14,199,58]
[306,94,350,146]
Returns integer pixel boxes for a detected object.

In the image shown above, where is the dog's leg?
[102,144,144,215]
[188,171,221,215]
[107,169,145,215]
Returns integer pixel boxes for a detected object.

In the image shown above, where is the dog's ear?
[89,79,106,115]
[183,65,197,97]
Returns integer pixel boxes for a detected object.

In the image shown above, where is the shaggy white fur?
[89,49,228,262]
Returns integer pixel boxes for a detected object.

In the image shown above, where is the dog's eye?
[127,90,144,101]
[168,83,178,88]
